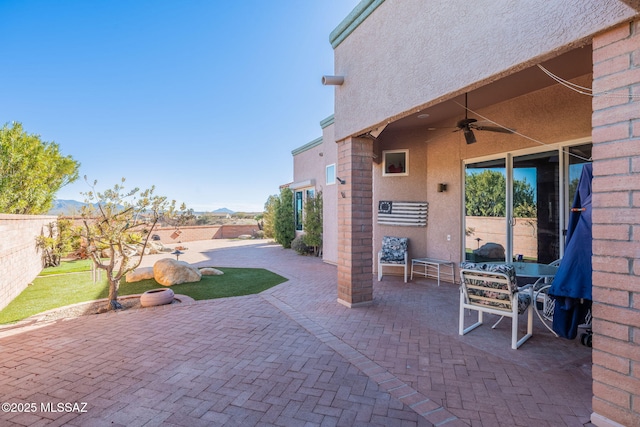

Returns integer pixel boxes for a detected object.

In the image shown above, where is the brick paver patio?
[0,239,592,426]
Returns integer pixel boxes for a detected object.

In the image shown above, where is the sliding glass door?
[464,143,591,264]
[512,150,559,264]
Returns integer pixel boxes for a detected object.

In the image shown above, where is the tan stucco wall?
[332,0,635,141]
[371,75,593,268]
[321,123,339,264]
[291,121,339,265]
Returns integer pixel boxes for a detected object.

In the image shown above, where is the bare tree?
[80,178,193,310]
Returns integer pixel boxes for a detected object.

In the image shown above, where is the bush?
[302,191,322,256]
[36,218,81,267]
[291,235,311,255]
[274,187,295,248]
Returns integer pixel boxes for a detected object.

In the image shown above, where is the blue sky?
[1,0,360,212]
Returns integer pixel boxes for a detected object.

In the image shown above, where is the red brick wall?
[0,214,57,311]
[337,137,374,306]
[151,224,260,243]
[591,20,640,427]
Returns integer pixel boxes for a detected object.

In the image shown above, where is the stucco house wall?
[320,117,339,264]
[291,116,339,264]
[371,75,593,267]
[323,1,640,426]
[331,0,636,141]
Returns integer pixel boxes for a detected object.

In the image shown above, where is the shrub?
[302,191,322,256]
[36,218,81,267]
[274,187,295,248]
[291,235,311,255]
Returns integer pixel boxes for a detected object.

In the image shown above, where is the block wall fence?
[0,214,56,312]
[151,224,260,243]
[591,20,640,427]
[64,217,261,244]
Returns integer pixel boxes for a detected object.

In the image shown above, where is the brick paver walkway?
[0,240,592,426]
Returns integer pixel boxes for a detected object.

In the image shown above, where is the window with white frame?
[326,164,336,185]
[382,149,408,176]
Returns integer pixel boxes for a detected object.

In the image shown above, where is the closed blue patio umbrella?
[549,163,593,339]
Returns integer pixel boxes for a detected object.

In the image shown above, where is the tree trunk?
[107,278,123,310]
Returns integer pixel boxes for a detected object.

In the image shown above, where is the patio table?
[503,261,558,279]
[410,258,455,286]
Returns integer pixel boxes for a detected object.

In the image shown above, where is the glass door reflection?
[464,158,507,262]
[512,151,559,264]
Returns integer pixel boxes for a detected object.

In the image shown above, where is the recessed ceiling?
[384,45,593,133]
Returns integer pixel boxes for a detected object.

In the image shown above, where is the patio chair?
[532,259,562,337]
[459,262,534,349]
[378,236,408,283]
[533,279,558,337]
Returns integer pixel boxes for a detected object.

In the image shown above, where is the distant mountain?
[212,208,235,214]
[49,200,240,216]
[48,199,87,215]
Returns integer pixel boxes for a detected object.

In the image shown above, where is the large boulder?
[153,258,202,286]
[125,267,155,283]
[473,242,505,260]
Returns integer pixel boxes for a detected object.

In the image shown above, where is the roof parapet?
[329,0,385,49]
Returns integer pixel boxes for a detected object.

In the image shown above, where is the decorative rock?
[140,288,175,307]
[153,258,202,286]
[125,267,155,283]
[473,242,505,259]
[147,241,165,254]
[128,241,165,256]
[238,234,252,240]
[200,267,224,276]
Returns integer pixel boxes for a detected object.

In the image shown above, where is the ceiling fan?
[455,93,515,144]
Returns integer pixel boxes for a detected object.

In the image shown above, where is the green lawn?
[37,258,94,275]
[0,265,287,324]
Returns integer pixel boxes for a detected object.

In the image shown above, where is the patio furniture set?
[377,235,563,349]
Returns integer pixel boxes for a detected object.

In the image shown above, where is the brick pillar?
[337,136,373,307]
[591,21,640,427]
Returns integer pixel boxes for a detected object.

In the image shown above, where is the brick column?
[337,136,373,307]
[591,21,640,427]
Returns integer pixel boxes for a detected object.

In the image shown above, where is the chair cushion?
[380,236,408,262]
[516,293,532,315]
[460,262,530,313]
[459,262,517,291]
[381,259,406,265]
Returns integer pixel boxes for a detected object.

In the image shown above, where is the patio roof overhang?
[372,45,593,137]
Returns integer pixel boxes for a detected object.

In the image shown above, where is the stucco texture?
[332,0,635,141]
[371,74,592,264]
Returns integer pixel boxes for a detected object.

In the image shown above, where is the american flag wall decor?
[377,201,428,226]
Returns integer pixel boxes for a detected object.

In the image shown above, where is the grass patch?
[37,259,95,276]
[121,268,286,301]
[0,266,287,324]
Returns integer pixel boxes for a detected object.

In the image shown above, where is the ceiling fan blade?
[463,127,476,144]
[471,124,515,134]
